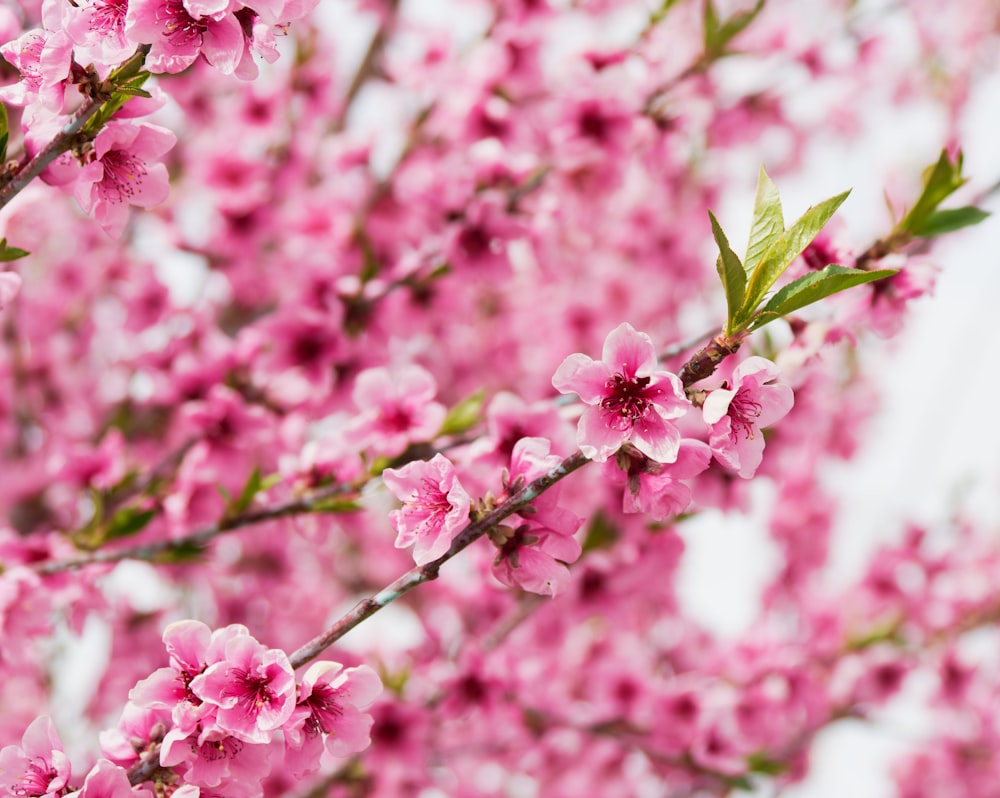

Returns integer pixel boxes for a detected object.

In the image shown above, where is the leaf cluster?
[710,166,896,336]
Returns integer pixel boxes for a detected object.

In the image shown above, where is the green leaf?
[310,496,363,514]
[741,188,850,315]
[744,165,784,274]
[704,0,765,59]
[438,390,485,437]
[154,540,207,564]
[0,238,29,261]
[752,264,897,327]
[649,0,684,26]
[908,205,990,237]
[899,149,966,234]
[707,210,746,333]
[113,85,153,98]
[103,506,157,542]
[232,467,264,515]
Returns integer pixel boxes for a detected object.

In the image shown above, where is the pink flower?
[65,760,153,798]
[621,438,712,519]
[552,322,689,463]
[489,438,582,596]
[72,122,176,237]
[190,634,297,743]
[124,0,245,76]
[383,454,471,565]
[0,273,21,310]
[348,365,447,458]
[283,661,382,776]
[0,716,72,798]
[702,357,793,479]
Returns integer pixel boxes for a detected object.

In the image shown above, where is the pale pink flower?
[348,365,447,458]
[0,716,72,798]
[702,357,793,479]
[72,122,176,238]
[382,454,471,565]
[553,322,689,463]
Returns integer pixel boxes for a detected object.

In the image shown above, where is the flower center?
[98,150,147,204]
[157,0,208,47]
[305,683,345,735]
[224,667,277,720]
[600,371,653,431]
[728,388,762,440]
[412,478,452,518]
[88,0,128,35]
[14,758,57,797]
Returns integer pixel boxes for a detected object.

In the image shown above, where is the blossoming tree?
[0,0,996,795]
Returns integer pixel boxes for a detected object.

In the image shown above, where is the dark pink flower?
[702,357,793,479]
[124,0,245,76]
[383,454,471,566]
[553,322,689,463]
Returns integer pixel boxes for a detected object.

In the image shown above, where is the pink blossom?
[0,716,72,798]
[382,454,472,565]
[124,0,245,76]
[348,365,447,458]
[64,760,153,798]
[72,122,176,238]
[553,322,689,463]
[158,723,271,793]
[702,357,793,479]
[283,661,382,776]
[620,438,712,519]
[0,273,22,311]
[190,634,297,743]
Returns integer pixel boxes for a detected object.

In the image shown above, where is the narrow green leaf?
[741,188,851,314]
[582,510,619,553]
[232,467,263,515]
[754,264,897,324]
[0,102,8,163]
[707,210,746,331]
[154,541,207,564]
[0,240,29,261]
[310,497,363,514]
[104,506,157,541]
[113,86,153,98]
[908,205,990,237]
[899,149,966,233]
[705,0,765,58]
[438,390,486,436]
[744,164,784,274]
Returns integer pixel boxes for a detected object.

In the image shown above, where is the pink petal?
[576,405,625,462]
[601,322,658,377]
[630,410,681,463]
[552,353,609,403]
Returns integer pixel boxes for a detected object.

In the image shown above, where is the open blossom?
[702,357,793,479]
[620,438,712,519]
[283,661,383,776]
[382,454,471,565]
[553,322,689,463]
[73,121,177,237]
[64,760,153,798]
[0,715,72,798]
[125,0,245,76]
[191,634,297,743]
[348,365,447,458]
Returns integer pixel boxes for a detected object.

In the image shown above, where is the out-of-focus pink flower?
[66,760,153,798]
[553,322,689,463]
[0,273,22,310]
[348,365,447,458]
[703,357,793,479]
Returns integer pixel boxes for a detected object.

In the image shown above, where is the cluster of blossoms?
[0,621,380,796]
[0,0,319,235]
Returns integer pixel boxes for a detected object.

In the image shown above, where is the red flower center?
[728,387,762,440]
[600,371,654,431]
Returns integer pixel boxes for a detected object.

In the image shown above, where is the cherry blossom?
[553,323,690,463]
